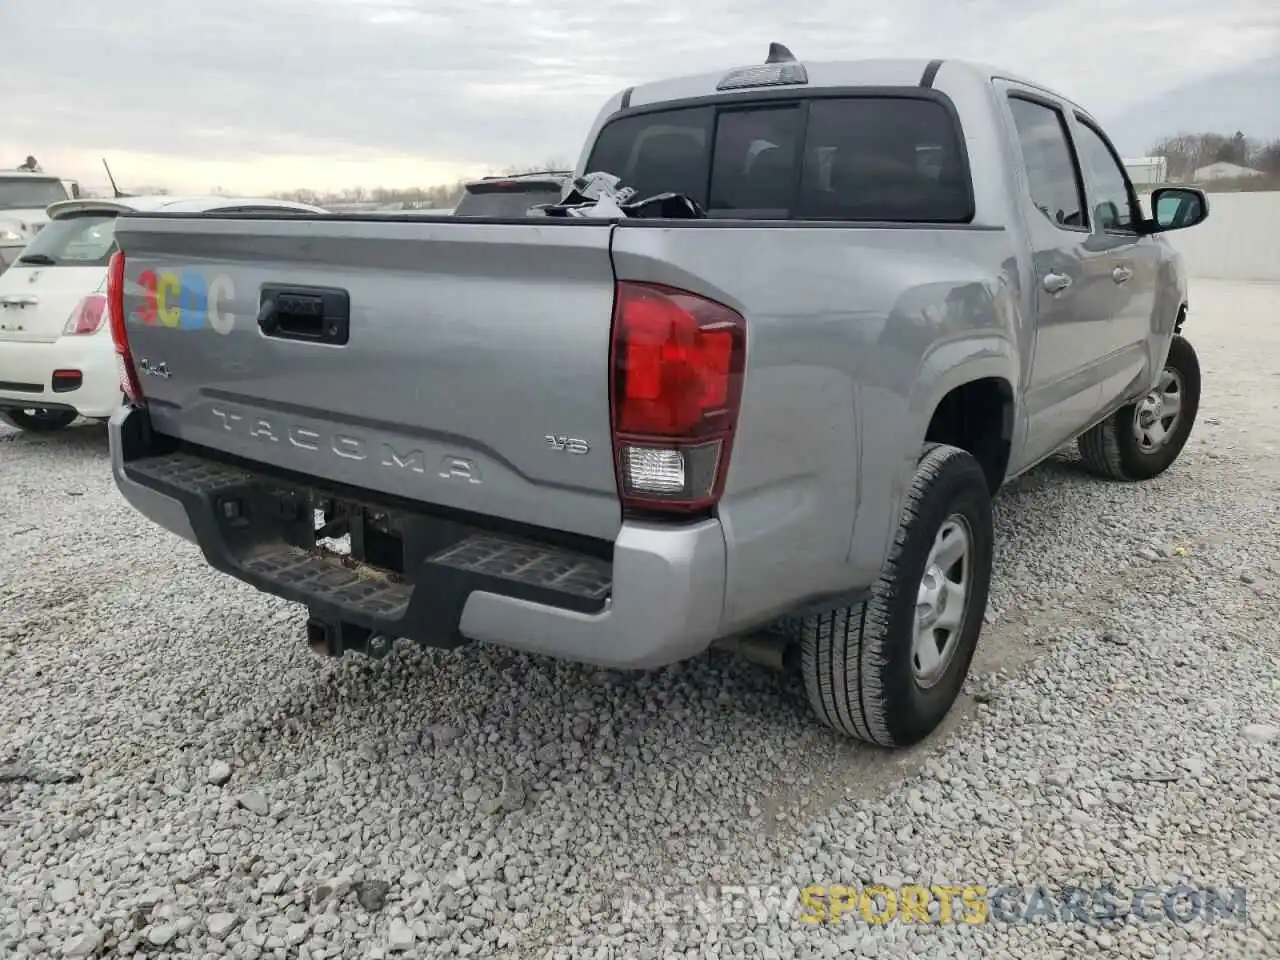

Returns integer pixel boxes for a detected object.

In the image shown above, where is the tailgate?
[114,216,622,541]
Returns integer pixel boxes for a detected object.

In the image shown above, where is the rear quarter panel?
[611,223,1022,632]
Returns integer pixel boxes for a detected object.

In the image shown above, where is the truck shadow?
[0,417,108,450]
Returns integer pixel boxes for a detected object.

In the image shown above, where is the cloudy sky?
[4,0,1278,195]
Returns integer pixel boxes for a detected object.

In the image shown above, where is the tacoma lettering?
[208,407,445,477]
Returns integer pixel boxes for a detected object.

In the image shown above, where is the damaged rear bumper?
[109,406,726,669]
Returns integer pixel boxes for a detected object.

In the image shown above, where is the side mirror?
[1148,186,1208,233]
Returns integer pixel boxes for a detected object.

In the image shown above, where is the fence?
[1144,190,1280,282]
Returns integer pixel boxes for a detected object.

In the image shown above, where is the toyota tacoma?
[104,50,1209,746]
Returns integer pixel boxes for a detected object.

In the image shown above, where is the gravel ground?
[1,278,1278,960]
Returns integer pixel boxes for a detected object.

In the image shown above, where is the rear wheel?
[797,443,994,747]
[1077,336,1201,481]
[1,408,78,432]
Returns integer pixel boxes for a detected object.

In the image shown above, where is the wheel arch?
[907,339,1020,496]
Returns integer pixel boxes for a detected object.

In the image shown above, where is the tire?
[1077,336,1201,481]
[1,408,78,432]
[798,443,994,747]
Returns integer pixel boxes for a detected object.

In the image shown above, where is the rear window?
[454,184,565,217]
[0,177,70,211]
[17,214,118,267]
[584,96,972,222]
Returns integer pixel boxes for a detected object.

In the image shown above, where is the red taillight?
[107,250,145,405]
[610,281,746,514]
[62,294,108,336]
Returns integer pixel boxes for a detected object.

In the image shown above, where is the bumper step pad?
[125,451,254,495]
[242,546,413,619]
[122,451,613,639]
[430,534,611,602]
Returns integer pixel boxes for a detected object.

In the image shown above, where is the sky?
[4,0,1278,196]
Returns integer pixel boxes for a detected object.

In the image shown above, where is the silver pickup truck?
[105,50,1209,747]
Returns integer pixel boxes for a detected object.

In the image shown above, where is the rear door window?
[1007,97,1088,231]
[16,214,118,267]
[584,96,972,222]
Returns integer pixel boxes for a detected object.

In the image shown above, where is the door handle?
[1042,271,1072,294]
[1112,265,1133,284]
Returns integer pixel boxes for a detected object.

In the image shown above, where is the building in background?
[1124,156,1168,185]
[1192,161,1265,182]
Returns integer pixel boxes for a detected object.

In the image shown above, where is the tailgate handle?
[258,284,351,345]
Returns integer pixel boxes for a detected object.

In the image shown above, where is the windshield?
[0,177,70,211]
[17,214,118,267]
[585,95,973,221]
[454,184,564,217]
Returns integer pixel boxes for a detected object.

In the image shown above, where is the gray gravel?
[2,279,1278,959]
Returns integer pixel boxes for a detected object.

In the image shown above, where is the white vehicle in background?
[0,169,75,275]
[0,194,326,433]
[452,170,572,216]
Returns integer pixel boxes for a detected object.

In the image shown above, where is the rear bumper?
[108,406,726,669]
[0,334,121,418]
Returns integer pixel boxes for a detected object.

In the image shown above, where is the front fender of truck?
[1146,237,1189,390]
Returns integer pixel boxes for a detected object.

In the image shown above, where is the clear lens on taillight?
[107,250,144,405]
[62,294,108,336]
[610,282,745,514]
[619,440,727,503]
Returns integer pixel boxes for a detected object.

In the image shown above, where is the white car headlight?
[0,229,21,243]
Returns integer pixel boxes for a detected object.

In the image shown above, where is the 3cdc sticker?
[134,269,238,335]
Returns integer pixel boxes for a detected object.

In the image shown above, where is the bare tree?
[260,159,576,209]
[1150,132,1251,179]
[1252,140,1280,175]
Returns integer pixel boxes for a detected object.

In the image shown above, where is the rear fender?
[878,336,1019,562]
[850,281,1019,581]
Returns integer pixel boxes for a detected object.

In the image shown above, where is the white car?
[0,194,326,433]
[0,171,74,273]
